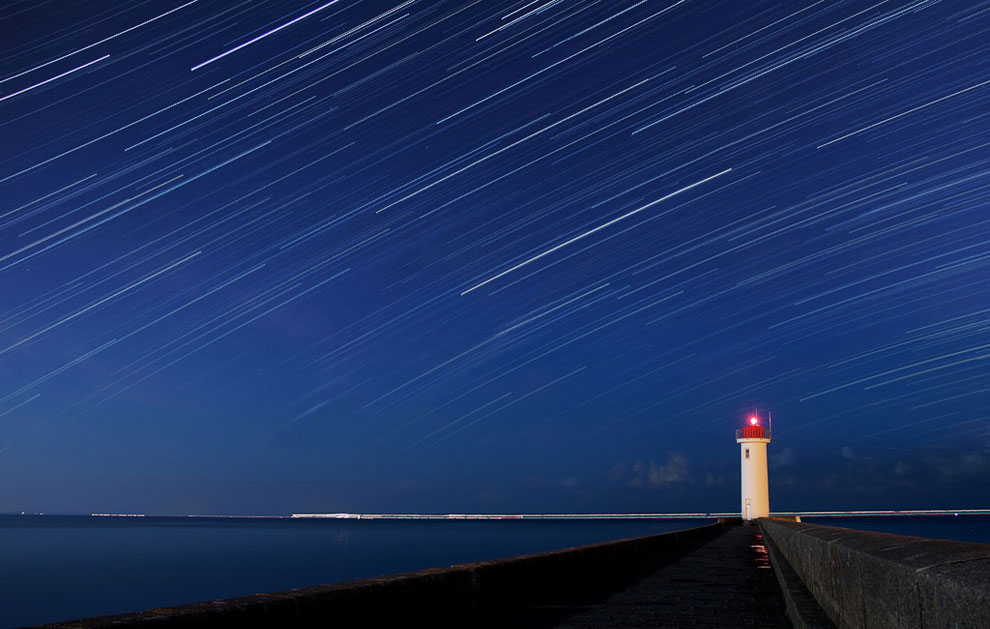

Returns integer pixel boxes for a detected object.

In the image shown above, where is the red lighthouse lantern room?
[739,415,766,439]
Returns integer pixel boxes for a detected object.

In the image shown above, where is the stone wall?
[46,521,727,627]
[759,518,990,628]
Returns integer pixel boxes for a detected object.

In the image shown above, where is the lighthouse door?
[745,498,751,520]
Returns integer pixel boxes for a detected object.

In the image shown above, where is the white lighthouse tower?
[736,414,771,520]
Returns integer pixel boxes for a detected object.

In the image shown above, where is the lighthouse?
[736,414,771,520]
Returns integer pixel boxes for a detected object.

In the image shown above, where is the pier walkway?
[504,524,789,627]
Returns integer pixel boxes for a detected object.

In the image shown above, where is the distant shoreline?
[2,509,989,519]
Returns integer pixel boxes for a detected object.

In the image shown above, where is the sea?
[2,514,988,628]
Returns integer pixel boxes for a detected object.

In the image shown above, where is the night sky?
[1,0,987,516]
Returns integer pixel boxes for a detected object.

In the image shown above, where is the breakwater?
[759,518,990,628]
[44,521,728,627]
[41,517,990,628]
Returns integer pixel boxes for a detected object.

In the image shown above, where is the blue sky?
[1,0,987,515]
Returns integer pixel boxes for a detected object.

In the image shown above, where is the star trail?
[1,0,987,514]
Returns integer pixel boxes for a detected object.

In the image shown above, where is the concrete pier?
[42,521,789,628]
[39,519,990,628]
[760,519,990,629]
[505,524,788,627]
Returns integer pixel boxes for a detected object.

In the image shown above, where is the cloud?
[771,446,797,470]
[609,462,630,484]
[893,461,912,476]
[628,452,691,489]
[629,461,646,488]
[705,473,726,487]
[649,453,690,488]
[930,451,988,480]
[811,449,989,496]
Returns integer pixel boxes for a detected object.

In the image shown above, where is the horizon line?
[3,508,989,519]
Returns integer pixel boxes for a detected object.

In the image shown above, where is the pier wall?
[759,518,990,628]
[50,521,727,627]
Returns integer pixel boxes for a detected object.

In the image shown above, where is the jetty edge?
[38,520,728,627]
[759,518,990,628]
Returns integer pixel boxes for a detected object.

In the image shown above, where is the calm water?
[0,516,707,627]
[804,514,990,543]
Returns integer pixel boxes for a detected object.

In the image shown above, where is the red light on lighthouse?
[739,415,766,439]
